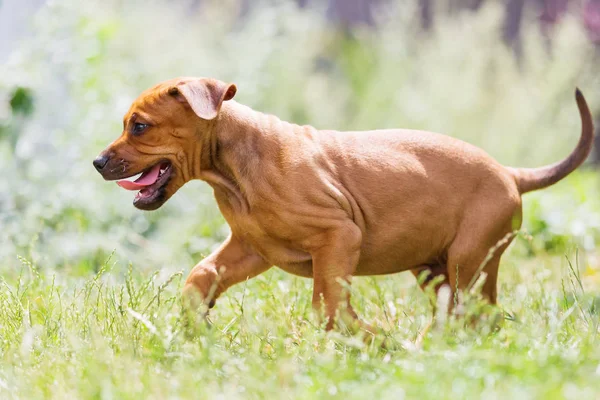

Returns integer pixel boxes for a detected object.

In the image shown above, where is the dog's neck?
[195,101,292,212]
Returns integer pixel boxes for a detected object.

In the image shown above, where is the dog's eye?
[132,123,148,136]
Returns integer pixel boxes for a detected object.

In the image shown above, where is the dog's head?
[93,77,237,210]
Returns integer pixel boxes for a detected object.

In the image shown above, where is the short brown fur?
[94,77,594,332]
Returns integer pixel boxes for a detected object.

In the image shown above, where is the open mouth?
[116,161,172,209]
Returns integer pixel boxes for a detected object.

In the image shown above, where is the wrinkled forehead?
[122,77,206,125]
[122,81,177,125]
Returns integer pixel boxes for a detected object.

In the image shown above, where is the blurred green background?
[1,0,600,275]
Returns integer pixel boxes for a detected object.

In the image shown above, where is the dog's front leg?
[309,222,368,332]
[182,234,270,309]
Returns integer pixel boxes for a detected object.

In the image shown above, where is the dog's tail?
[508,89,594,194]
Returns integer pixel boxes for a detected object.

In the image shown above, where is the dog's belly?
[238,222,443,278]
[260,236,437,278]
[276,261,314,278]
[354,231,448,276]
[272,245,432,278]
[245,237,315,277]
[354,254,428,276]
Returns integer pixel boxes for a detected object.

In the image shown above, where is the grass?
[2,207,600,399]
[1,2,600,396]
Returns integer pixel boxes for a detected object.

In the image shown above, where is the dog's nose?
[93,154,110,171]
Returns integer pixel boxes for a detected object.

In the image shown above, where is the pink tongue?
[117,164,162,191]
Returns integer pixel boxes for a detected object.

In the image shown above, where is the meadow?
[1,0,600,398]
[2,175,600,399]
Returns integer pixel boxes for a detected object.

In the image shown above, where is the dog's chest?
[218,201,313,272]
[237,216,310,264]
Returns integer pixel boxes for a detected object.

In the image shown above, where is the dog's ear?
[168,79,237,120]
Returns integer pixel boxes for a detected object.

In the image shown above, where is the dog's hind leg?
[415,203,517,345]
[414,246,506,345]
[442,212,517,335]
[446,224,515,307]
[446,191,521,307]
[411,264,449,345]
[411,264,449,302]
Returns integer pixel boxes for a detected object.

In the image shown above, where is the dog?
[93,77,593,332]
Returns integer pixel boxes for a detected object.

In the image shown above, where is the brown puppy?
[94,77,594,331]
